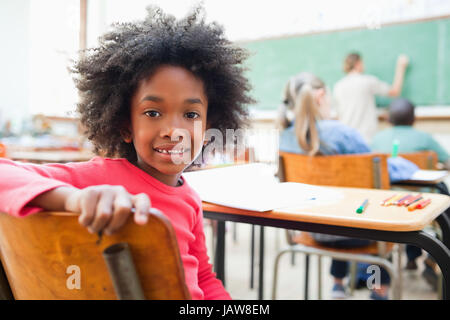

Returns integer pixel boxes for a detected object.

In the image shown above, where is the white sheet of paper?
[183,163,344,211]
[408,170,449,181]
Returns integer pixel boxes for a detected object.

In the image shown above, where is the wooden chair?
[0,210,191,300]
[279,152,390,189]
[398,151,438,170]
[272,152,402,299]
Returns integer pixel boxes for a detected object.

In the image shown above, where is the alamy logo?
[366,265,381,290]
[66,265,81,290]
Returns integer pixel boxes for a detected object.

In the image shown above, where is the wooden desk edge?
[202,195,450,233]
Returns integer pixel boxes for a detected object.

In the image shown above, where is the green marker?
[392,139,399,158]
[356,199,369,214]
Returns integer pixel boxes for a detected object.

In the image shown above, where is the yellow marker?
[384,194,403,206]
[380,195,396,206]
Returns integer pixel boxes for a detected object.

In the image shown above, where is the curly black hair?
[71,5,254,163]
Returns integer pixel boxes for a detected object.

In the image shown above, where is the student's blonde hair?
[276,72,325,156]
[343,52,361,73]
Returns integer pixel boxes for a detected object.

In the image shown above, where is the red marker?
[396,194,413,206]
[408,199,431,211]
[417,199,431,209]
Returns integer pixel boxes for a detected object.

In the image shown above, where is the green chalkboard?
[243,18,450,110]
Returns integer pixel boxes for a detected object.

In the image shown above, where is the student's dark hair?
[343,52,361,73]
[71,6,254,163]
[389,98,415,126]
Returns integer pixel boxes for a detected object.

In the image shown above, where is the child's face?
[127,65,208,186]
[314,88,331,119]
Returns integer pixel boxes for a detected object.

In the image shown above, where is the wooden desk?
[398,169,449,184]
[392,171,450,196]
[7,150,94,163]
[203,187,450,300]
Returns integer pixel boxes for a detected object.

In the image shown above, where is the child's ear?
[120,127,132,143]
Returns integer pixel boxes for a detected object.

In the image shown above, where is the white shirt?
[333,73,390,143]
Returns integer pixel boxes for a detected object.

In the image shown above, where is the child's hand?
[64,185,151,235]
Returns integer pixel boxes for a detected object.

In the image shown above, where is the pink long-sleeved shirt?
[0,156,230,300]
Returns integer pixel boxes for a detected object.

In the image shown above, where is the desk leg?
[434,182,450,227]
[410,230,450,299]
[250,225,255,289]
[434,182,450,196]
[304,255,310,300]
[258,226,265,300]
[435,213,450,298]
[436,213,450,249]
[214,220,226,286]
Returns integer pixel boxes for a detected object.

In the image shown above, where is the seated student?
[0,6,255,300]
[277,73,418,182]
[371,98,450,170]
[371,97,448,290]
[277,72,418,300]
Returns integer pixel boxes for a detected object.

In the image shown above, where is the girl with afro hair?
[0,6,254,299]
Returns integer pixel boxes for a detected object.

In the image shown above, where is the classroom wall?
[243,17,450,110]
[0,0,31,132]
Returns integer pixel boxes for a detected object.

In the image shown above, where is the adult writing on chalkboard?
[333,52,409,143]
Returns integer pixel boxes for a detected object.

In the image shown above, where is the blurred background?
[1,0,450,163]
[2,0,450,121]
[1,0,450,300]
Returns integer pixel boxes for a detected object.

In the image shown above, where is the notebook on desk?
[183,163,343,212]
[400,169,449,184]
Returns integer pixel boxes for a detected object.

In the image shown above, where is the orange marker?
[408,199,431,211]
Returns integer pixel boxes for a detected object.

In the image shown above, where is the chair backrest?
[0,210,191,300]
[398,151,438,170]
[279,151,390,189]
